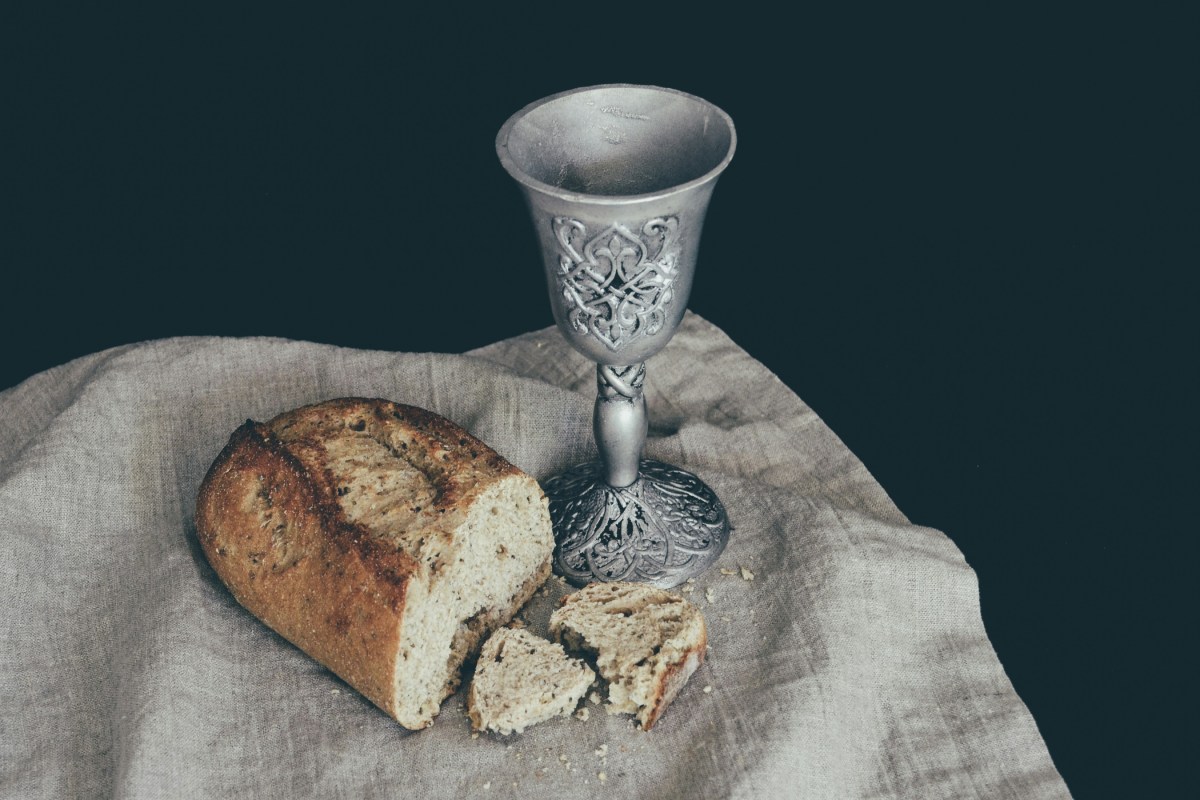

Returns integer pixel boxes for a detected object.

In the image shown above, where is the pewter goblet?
[497,84,736,588]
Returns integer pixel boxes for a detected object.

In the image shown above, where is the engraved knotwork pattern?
[545,460,729,587]
[597,363,645,400]
[553,216,679,351]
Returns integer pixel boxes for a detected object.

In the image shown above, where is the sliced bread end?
[468,627,595,735]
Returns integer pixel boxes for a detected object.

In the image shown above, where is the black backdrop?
[4,6,1190,796]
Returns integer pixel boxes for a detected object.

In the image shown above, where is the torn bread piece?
[468,627,595,735]
[549,581,706,730]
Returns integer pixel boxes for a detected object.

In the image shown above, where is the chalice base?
[544,459,730,588]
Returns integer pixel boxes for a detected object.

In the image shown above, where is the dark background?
[4,6,1191,796]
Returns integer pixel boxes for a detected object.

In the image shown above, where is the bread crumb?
[330,688,340,694]
[680,583,695,594]
[595,744,608,758]
[686,578,696,584]
[559,754,568,763]
[703,685,713,694]
[598,772,607,783]
[574,706,590,721]
[720,568,736,575]
[705,587,715,605]
[589,691,601,705]
[471,732,480,740]
[740,565,755,581]
[482,782,490,790]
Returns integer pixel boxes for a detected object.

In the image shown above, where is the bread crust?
[195,397,543,725]
[641,627,706,730]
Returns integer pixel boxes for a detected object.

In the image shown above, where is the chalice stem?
[593,363,647,488]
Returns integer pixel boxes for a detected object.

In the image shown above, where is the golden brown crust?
[641,625,706,730]
[195,397,536,723]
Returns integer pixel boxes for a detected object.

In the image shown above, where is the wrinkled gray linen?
[0,313,1069,799]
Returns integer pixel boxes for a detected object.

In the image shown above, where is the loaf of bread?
[549,581,706,730]
[467,627,595,735]
[195,398,555,729]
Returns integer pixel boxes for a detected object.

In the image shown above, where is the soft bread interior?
[467,628,595,735]
[391,476,552,727]
[550,582,705,728]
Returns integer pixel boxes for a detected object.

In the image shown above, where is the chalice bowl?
[497,84,736,588]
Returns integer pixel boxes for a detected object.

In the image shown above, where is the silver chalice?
[497,84,736,588]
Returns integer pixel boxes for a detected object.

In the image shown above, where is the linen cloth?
[0,313,1069,799]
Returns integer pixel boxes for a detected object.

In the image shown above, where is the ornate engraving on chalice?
[547,460,729,586]
[553,216,679,351]
[497,84,736,587]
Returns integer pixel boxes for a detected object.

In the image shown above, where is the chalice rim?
[495,83,737,207]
